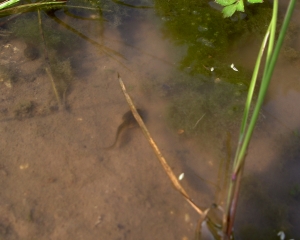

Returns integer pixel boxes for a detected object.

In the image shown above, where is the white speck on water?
[178,173,184,181]
[230,63,238,71]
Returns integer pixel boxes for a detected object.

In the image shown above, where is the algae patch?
[165,74,249,151]
[13,100,35,119]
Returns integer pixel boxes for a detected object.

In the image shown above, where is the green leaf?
[0,1,66,15]
[0,0,20,10]
[222,4,237,17]
[215,0,237,7]
[248,0,263,3]
[236,0,245,11]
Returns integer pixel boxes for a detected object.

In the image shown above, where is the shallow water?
[0,0,299,239]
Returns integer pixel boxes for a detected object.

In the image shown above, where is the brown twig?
[118,73,203,216]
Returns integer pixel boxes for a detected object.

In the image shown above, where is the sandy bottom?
[0,5,300,240]
[0,11,215,240]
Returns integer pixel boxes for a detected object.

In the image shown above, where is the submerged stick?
[46,67,62,107]
[118,73,203,216]
[193,113,206,129]
[38,10,65,110]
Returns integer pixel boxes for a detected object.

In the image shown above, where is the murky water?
[0,0,299,239]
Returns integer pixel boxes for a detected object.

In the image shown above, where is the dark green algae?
[152,0,272,152]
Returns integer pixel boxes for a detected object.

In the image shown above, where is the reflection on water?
[0,0,299,239]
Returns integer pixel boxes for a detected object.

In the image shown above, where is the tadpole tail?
[102,137,118,150]
[101,124,123,150]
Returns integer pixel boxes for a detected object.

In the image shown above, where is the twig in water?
[118,73,203,216]
[46,67,62,108]
[193,113,206,129]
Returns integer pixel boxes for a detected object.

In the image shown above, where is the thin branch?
[118,73,203,216]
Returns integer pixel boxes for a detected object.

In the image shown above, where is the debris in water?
[178,173,184,181]
[230,63,238,71]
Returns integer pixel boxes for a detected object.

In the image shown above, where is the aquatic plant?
[166,80,249,156]
[215,0,265,18]
[118,2,295,235]
[153,0,296,239]
[154,0,273,86]
[222,0,296,238]
[0,0,19,10]
[0,0,65,15]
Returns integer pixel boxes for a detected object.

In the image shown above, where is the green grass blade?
[233,2,276,169]
[0,1,66,15]
[233,0,296,175]
[235,23,271,146]
[223,0,296,238]
[266,0,278,66]
[0,0,19,10]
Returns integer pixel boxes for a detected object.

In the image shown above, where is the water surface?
[0,0,299,239]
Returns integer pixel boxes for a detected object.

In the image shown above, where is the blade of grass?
[222,0,296,238]
[0,1,66,15]
[233,22,271,170]
[233,0,296,176]
[0,0,19,10]
[222,19,272,239]
[266,0,278,68]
